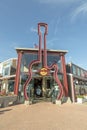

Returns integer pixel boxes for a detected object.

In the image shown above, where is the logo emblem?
[40,68,48,76]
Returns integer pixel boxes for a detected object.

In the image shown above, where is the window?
[21,53,38,72]
[72,65,77,75]
[81,69,84,77]
[3,67,10,76]
[8,81,14,92]
[47,54,62,72]
[10,66,16,75]
[77,68,81,76]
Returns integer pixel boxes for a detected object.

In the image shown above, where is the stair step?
[33,97,51,102]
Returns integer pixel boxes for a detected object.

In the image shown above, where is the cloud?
[54,18,60,36]
[47,38,59,49]
[9,42,20,48]
[30,26,47,34]
[30,27,37,33]
[66,55,73,63]
[71,2,87,21]
[48,17,60,36]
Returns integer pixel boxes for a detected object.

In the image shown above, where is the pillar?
[14,52,22,95]
[61,54,68,96]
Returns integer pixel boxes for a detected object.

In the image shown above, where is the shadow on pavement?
[0,109,12,115]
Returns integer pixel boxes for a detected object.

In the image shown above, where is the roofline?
[67,62,87,71]
[15,47,68,54]
[0,58,17,64]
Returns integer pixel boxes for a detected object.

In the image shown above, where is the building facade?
[14,23,68,104]
[66,62,87,102]
[0,58,17,94]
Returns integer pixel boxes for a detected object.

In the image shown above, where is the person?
[54,84,59,98]
[36,85,42,96]
[51,84,59,103]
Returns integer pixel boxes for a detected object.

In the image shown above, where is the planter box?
[84,96,87,99]
[77,98,83,103]
[77,98,87,104]
[0,95,17,108]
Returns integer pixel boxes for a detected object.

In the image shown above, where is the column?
[60,54,68,96]
[14,52,22,95]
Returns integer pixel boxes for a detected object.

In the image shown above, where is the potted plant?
[76,95,84,103]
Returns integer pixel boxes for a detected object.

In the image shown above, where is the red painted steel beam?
[38,23,48,68]
[61,54,68,96]
[14,52,22,95]
[24,23,48,100]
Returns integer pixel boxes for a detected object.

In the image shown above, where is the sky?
[0,0,87,69]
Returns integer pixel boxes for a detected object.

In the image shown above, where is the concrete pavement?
[0,102,87,130]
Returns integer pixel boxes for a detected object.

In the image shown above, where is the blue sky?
[0,0,87,69]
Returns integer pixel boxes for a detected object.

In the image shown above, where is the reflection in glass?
[47,54,62,72]
[21,53,38,73]
[72,65,77,75]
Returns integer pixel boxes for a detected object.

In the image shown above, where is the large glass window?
[58,74,64,84]
[20,73,28,85]
[10,66,16,75]
[47,54,62,72]
[19,72,29,93]
[3,67,10,76]
[8,81,14,92]
[81,69,84,77]
[72,65,77,75]
[21,53,38,73]
[77,67,81,76]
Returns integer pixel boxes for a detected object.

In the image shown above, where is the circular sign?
[40,68,48,76]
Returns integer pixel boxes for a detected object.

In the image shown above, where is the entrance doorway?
[34,78,42,97]
[33,76,53,100]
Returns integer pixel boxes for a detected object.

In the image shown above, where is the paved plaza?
[0,102,87,130]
